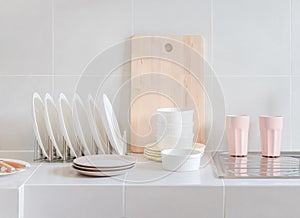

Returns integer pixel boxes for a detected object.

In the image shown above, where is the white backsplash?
[0,0,298,152]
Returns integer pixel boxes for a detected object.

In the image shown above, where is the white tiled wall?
[0,0,298,152]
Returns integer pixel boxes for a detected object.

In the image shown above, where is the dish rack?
[212,151,300,179]
[33,134,111,162]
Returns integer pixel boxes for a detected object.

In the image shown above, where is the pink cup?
[259,116,283,157]
[226,115,250,156]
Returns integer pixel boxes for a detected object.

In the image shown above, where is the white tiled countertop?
[2,153,300,218]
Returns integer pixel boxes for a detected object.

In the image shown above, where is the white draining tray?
[212,151,300,179]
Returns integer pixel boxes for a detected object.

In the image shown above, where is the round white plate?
[144,152,161,157]
[32,93,49,158]
[87,95,106,154]
[102,94,123,155]
[72,163,135,172]
[73,165,134,177]
[73,154,136,168]
[44,93,63,158]
[0,159,30,176]
[144,144,161,153]
[58,93,78,157]
[72,94,93,155]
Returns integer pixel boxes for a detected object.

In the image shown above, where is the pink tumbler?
[259,116,283,157]
[226,115,250,157]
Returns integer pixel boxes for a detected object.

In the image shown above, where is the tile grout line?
[211,0,214,67]
[221,178,226,218]
[122,173,128,218]
[131,0,134,35]
[290,0,293,151]
[51,0,55,97]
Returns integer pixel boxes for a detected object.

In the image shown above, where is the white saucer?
[73,155,137,168]
[73,165,134,177]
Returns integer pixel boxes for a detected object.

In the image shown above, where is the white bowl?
[161,149,203,172]
[157,136,194,150]
[157,108,193,124]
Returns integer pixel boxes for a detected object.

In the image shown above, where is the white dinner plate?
[72,163,135,172]
[44,93,63,158]
[86,95,107,154]
[102,94,123,155]
[72,94,93,155]
[0,159,31,176]
[144,143,161,153]
[73,165,134,177]
[73,154,137,168]
[32,93,49,158]
[58,93,77,157]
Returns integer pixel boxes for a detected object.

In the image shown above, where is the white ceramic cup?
[156,108,194,124]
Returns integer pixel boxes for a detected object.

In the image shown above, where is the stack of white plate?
[144,143,206,162]
[144,144,162,162]
[156,108,194,150]
[72,155,137,177]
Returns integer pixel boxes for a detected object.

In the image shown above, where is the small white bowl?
[161,149,203,172]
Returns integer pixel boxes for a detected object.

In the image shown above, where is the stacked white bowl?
[156,108,194,150]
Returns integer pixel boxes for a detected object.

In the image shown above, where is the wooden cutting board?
[130,35,205,153]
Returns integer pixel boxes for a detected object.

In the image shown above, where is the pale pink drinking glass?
[259,116,283,157]
[226,115,250,157]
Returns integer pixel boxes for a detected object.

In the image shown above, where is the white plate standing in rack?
[72,94,93,155]
[58,93,78,157]
[102,94,124,155]
[0,159,31,176]
[87,95,106,154]
[44,93,63,158]
[73,154,137,168]
[32,93,49,158]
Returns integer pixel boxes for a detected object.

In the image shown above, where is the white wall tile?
[0,76,51,150]
[54,0,132,75]
[218,76,291,151]
[292,0,300,76]
[292,76,300,150]
[225,186,300,218]
[24,185,123,218]
[126,186,223,218]
[0,0,52,75]
[134,0,212,63]
[0,189,19,218]
[53,75,79,101]
[292,1,300,150]
[213,0,290,76]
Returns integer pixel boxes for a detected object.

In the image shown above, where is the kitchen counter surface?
[1,153,300,218]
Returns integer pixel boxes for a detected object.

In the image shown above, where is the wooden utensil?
[2,161,26,169]
[0,161,15,173]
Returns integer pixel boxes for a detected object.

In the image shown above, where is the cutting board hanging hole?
[164,43,173,52]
